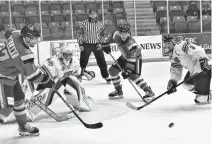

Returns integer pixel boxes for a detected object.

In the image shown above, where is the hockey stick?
[126,72,200,110]
[109,53,147,103]
[53,81,103,129]
[30,98,69,122]
[28,90,71,122]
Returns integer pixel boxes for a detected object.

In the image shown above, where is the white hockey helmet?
[60,48,73,62]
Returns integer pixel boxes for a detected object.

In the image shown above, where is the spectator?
[202,2,211,15]
[186,2,200,17]
[77,9,111,84]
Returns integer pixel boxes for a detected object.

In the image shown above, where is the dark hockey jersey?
[105,31,142,62]
[0,29,48,86]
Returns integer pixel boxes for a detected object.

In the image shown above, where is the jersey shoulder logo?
[173,57,180,63]
[6,35,19,59]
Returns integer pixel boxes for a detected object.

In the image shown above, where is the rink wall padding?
[35,34,211,66]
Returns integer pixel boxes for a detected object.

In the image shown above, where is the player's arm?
[99,22,106,43]
[181,42,208,58]
[170,60,183,82]
[127,43,142,59]
[11,52,51,85]
[98,31,118,54]
[65,57,80,77]
[181,42,211,71]
[76,22,84,46]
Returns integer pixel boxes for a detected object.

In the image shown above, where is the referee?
[77,9,111,83]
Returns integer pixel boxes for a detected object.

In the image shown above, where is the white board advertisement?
[133,35,163,59]
[37,35,163,65]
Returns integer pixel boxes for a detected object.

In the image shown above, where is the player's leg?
[80,43,92,77]
[13,80,39,136]
[182,71,195,92]
[193,69,211,104]
[126,59,155,101]
[108,57,126,99]
[61,76,93,111]
[0,84,13,124]
[93,46,110,83]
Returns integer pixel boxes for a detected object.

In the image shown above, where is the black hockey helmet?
[163,35,174,43]
[117,23,130,33]
[21,24,40,38]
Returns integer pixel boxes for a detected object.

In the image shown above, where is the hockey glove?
[100,44,111,54]
[121,69,132,79]
[167,79,177,94]
[199,58,211,73]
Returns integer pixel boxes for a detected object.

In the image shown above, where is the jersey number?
[0,48,10,61]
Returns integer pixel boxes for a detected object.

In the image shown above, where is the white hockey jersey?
[43,56,80,80]
[170,41,209,81]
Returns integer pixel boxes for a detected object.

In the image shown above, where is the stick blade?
[85,122,103,129]
[126,102,140,110]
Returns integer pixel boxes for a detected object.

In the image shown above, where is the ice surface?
[0,62,211,144]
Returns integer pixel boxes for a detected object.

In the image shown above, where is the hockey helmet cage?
[21,24,41,38]
[60,48,73,61]
[117,23,130,33]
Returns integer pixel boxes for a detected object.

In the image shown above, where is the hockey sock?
[13,100,27,125]
[133,78,149,92]
[111,75,121,89]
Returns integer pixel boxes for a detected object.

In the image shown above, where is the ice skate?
[143,86,155,102]
[19,123,40,136]
[108,87,123,99]
[194,92,211,105]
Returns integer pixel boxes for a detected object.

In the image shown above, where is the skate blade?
[19,132,40,136]
[194,100,211,105]
[108,96,124,100]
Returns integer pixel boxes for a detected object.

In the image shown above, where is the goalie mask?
[21,24,41,48]
[60,48,73,65]
[117,23,131,42]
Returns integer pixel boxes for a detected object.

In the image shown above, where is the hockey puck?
[168,122,174,128]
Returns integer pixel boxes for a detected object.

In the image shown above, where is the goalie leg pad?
[64,76,93,112]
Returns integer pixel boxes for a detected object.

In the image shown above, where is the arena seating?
[152,0,211,33]
[0,0,211,41]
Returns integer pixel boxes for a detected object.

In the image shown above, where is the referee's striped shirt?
[77,19,105,45]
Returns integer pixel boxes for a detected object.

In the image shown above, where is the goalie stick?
[30,97,70,122]
[53,81,103,129]
[126,72,200,110]
[26,82,71,122]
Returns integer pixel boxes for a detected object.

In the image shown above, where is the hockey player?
[25,48,93,121]
[0,25,54,136]
[97,22,155,100]
[164,35,211,104]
